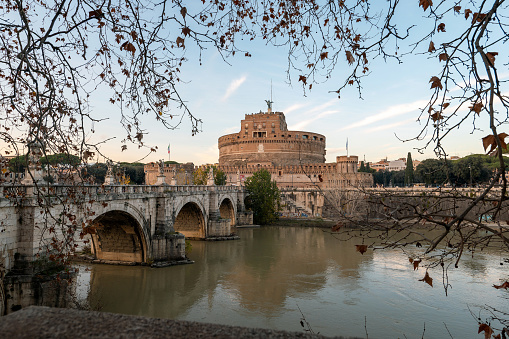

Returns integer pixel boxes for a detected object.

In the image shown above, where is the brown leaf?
[493,281,509,289]
[428,41,436,53]
[298,75,307,85]
[409,258,414,263]
[478,323,493,339]
[472,12,487,23]
[439,53,448,62]
[442,102,450,109]
[413,259,421,270]
[331,222,344,232]
[320,52,328,60]
[176,36,185,48]
[345,51,355,65]
[89,9,103,19]
[180,7,187,18]
[419,271,433,287]
[469,102,483,115]
[482,133,508,154]
[465,9,472,19]
[120,42,136,55]
[437,23,446,32]
[355,244,368,255]
[429,76,443,90]
[182,27,191,37]
[419,0,433,11]
[431,112,444,122]
[453,6,461,13]
[486,52,498,66]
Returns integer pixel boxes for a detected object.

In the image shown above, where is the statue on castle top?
[265,99,273,111]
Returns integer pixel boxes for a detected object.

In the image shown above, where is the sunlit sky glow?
[16,3,506,166]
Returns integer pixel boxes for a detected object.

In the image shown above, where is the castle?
[217,106,372,189]
[144,105,373,189]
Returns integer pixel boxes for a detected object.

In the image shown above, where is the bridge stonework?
[0,185,252,272]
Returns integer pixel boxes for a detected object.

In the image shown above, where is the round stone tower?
[218,110,326,167]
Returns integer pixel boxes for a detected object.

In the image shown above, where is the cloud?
[282,103,307,115]
[289,110,338,130]
[366,118,416,133]
[341,100,428,130]
[221,75,247,101]
[222,126,239,135]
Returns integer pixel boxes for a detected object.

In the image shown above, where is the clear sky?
[83,4,500,166]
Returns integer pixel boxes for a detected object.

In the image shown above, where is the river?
[76,226,508,338]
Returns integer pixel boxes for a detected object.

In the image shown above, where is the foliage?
[404,153,414,186]
[118,162,145,185]
[8,155,27,173]
[245,169,281,225]
[193,166,226,186]
[82,163,107,184]
[41,154,81,167]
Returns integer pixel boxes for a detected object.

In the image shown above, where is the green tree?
[8,155,27,173]
[404,152,414,186]
[41,154,81,167]
[415,159,451,186]
[214,168,227,186]
[244,169,280,225]
[359,161,366,172]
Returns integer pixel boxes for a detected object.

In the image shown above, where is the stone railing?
[0,183,243,199]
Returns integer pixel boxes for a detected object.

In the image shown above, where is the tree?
[214,168,227,186]
[404,152,414,186]
[1,1,508,334]
[244,169,280,225]
[359,161,366,172]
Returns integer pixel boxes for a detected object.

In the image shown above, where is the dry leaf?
[429,76,443,90]
[176,36,185,48]
[355,244,368,255]
[419,0,433,11]
[439,53,448,62]
[428,41,436,53]
[478,323,493,339]
[437,23,446,32]
[320,52,328,60]
[431,112,444,122]
[493,281,509,289]
[469,102,483,115]
[345,51,355,65]
[486,52,498,66]
[453,6,461,13]
[465,9,472,19]
[419,271,433,287]
[413,259,421,270]
[482,133,508,154]
[298,75,307,85]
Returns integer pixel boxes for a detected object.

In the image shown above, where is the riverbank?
[270,218,336,228]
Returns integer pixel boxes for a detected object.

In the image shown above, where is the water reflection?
[79,226,507,338]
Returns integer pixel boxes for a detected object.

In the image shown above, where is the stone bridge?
[0,184,252,271]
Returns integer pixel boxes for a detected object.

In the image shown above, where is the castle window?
[320,138,324,141]
[302,135,309,139]
[245,124,249,129]
[262,123,266,127]
[313,136,317,140]
[272,122,275,127]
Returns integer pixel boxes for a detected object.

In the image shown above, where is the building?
[144,162,195,185]
[218,106,372,189]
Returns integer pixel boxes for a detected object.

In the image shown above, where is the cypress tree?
[405,152,414,186]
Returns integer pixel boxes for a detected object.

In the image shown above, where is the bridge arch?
[174,202,206,239]
[89,210,148,263]
[219,197,235,226]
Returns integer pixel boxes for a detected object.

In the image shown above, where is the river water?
[76,226,508,338]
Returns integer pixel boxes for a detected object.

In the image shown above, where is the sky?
[78,4,504,166]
